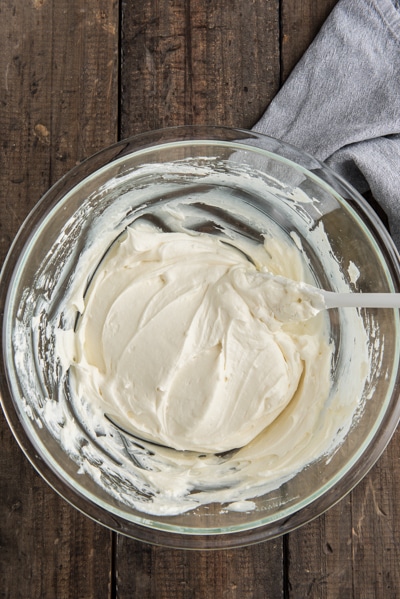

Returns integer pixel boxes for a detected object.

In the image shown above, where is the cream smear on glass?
[16,159,371,517]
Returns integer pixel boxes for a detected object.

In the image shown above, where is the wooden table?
[1,1,399,597]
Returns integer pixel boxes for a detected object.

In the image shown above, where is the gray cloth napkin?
[253,0,400,249]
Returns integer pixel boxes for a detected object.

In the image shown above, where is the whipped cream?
[14,159,372,518]
[70,226,327,454]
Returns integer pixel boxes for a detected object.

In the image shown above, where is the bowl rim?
[1,125,400,549]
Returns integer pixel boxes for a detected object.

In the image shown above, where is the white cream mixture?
[15,160,372,518]
[70,226,329,454]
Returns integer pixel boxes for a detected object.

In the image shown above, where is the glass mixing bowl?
[1,126,400,549]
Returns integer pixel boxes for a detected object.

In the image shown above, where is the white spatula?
[246,270,400,322]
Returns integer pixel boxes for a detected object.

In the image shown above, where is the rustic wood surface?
[1,0,399,598]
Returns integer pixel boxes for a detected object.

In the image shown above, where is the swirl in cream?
[70,225,331,455]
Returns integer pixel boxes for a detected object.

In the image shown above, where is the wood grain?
[280,0,338,82]
[285,436,400,599]
[116,538,284,599]
[350,432,400,599]
[286,499,354,598]
[0,1,118,597]
[0,421,111,598]
[120,0,281,136]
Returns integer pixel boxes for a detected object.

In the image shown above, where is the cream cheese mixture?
[69,226,330,455]
[19,162,371,518]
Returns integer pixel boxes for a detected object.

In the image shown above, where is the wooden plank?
[0,1,119,597]
[116,538,284,599]
[120,0,281,136]
[286,499,354,598]
[0,420,112,599]
[286,438,400,599]
[117,1,283,597]
[350,431,400,599]
[280,0,338,82]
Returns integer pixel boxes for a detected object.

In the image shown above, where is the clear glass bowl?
[1,126,400,549]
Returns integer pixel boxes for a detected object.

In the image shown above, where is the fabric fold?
[253,0,400,247]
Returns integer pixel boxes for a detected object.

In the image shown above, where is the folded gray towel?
[253,0,400,248]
